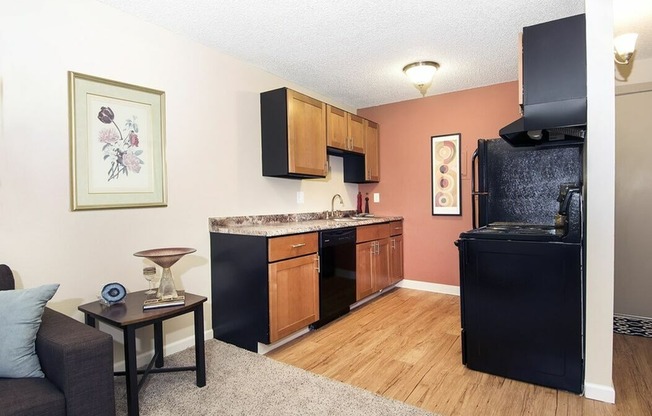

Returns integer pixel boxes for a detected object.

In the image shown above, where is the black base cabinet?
[210,233,269,352]
[458,238,584,394]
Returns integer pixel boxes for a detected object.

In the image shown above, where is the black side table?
[79,290,207,416]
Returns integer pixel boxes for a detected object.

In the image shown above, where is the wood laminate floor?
[267,288,652,416]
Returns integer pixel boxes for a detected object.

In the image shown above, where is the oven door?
[459,237,583,393]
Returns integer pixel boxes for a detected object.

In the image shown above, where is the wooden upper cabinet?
[326,105,348,150]
[347,114,365,153]
[326,105,365,154]
[365,120,380,182]
[261,88,327,179]
[262,87,379,182]
[287,90,327,176]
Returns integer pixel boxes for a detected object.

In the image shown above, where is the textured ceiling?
[96,0,650,109]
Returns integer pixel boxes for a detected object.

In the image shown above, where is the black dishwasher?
[313,227,356,329]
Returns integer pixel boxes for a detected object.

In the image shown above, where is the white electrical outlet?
[297,191,304,204]
[373,193,380,203]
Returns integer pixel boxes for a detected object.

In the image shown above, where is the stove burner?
[461,222,565,241]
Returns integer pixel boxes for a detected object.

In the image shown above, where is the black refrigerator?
[456,138,584,394]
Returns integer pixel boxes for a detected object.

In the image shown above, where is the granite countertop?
[209,211,403,237]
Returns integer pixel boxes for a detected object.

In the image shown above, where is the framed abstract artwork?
[68,72,167,210]
[431,133,461,216]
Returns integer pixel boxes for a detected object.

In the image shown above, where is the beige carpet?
[114,339,435,416]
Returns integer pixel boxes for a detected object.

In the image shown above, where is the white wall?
[584,0,616,403]
[0,0,358,361]
[615,57,652,85]
[614,85,652,318]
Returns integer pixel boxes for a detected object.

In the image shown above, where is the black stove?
[457,137,584,394]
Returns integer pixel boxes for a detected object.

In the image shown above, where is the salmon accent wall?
[358,82,521,286]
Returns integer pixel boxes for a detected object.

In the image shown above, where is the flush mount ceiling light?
[614,33,638,65]
[403,61,440,97]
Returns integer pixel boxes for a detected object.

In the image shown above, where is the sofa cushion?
[0,377,65,416]
[0,284,59,378]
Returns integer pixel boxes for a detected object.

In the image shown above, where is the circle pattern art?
[437,141,456,164]
[435,191,455,207]
[434,139,458,208]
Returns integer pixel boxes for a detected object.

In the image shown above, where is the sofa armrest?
[36,308,115,416]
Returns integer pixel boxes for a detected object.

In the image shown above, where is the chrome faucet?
[330,194,344,218]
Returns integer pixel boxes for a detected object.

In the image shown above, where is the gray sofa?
[0,264,116,416]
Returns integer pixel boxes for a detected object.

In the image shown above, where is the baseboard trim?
[113,328,214,372]
[257,327,310,355]
[396,279,460,296]
[584,382,616,404]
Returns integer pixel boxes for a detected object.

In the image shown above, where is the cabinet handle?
[291,243,306,248]
[316,255,320,272]
[391,239,395,249]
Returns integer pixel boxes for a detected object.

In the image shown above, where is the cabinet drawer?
[390,220,403,236]
[268,232,318,262]
[357,223,390,243]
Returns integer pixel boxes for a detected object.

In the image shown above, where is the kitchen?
[211,11,585,392]
[0,0,643,414]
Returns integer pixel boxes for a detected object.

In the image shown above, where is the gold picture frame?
[68,72,167,210]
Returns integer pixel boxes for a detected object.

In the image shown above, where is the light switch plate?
[297,191,304,204]
[373,193,380,203]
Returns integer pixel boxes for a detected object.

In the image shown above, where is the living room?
[1,0,649,415]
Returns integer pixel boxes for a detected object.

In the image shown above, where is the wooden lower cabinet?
[356,223,392,301]
[372,238,391,292]
[268,253,320,343]
[389,234,404,285]
[356,242,374,300]
[211,231,319,352]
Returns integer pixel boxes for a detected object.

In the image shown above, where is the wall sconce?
[403,61,440,97]
[614,33,638,65]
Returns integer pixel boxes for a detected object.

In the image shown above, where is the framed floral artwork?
[68,72,167,210]
[431,133,461,216]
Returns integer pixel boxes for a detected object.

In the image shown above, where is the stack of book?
[143,291,186,310]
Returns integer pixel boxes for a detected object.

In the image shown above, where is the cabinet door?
[287,90,327,177]
[326,105,348,150]
[372,238,391,292]
[365,120,380,182]
[268,254,319,343]
[389,235,404,285]
[348,113,365,153]
[356,242,373,301]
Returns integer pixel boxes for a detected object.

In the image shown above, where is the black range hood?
[500,14,587,147]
